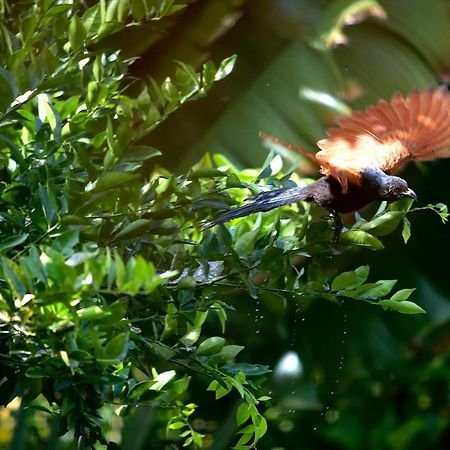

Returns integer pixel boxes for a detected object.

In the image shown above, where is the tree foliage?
[0,1,449,450]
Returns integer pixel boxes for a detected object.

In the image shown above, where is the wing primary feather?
[315,87,450,187]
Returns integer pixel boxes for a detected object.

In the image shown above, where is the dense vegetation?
[0,1,450,450]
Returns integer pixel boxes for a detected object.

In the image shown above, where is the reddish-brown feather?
[315,88,450,192]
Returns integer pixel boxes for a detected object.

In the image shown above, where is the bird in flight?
[205,87,450,240]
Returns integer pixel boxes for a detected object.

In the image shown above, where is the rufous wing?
[315,88,450,192]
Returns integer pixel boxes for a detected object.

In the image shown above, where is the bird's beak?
[405,188,417,201]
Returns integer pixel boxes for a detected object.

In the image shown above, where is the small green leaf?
[25,367,46,378]
[150,370,176,391]
[331,265,369,291]
[209,345,245,364]
[68,16,87,51]
[202,60,217,87]
[340,230,384,250]
[0,234,29,254]
[19,13,38,43]
[114,219,152,240]
[168,421,186,430]
[1,183,30,206]
[213,302,227,333]
[77,306,110,320]
[1,258,27,299]
[355,211,404,236]
[104,332,128,359]
[390,288,415,302]
[222,363,272,376]
[121,146,162,163]
[188,168,226,179]
[346,279,397,300]
[234,229,261,255]
[197,336,226,356]
[236,402,251,426]
[130,0,146,20]
[39,184,58,225]
[88,171,141,193]
[129,380,155,399]
[215,55,237,81]
[378,299,426,314]
[402,217,411,243]
[226,174,242,188]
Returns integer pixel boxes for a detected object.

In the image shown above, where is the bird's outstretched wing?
[316,88,450,192]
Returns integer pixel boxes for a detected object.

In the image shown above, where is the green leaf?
[226,174,242,188]
[188,168,226,179]
[77,306,110,320]
[197,336,226,356]
[340,230,384,250]
[390,288,415,302]
[236,402,251,426]
[150,370,176,391]
[88,171,141,193]
[104,332,129,360]
[378,300,426,314]
[215,55,237,81]
[347,280,397,300]
[209,345,245,364]
[254,414,268,440]
[222,363,272,376]
[129,380,155,399]
[331,265,369,291]
[0,234,29,254]
[130,0,146,20]
[39,184,58,225]
[1,183,30,206]
[68,16,87,51]
[354,211,404,236]
[19,13,38,43]
[207,379,232,399]
[25,367,46,378]
[235,431,253,447]
[0,68,17,111]
[168,421,186,430]
[120,146,162,163]
[402,217,411,243]
[213,302,227,333]
[1,258,27,299]
[114,219,152,240]
[234,228,261,255]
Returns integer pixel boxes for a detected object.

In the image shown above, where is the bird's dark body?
[205,168,416,227]
[295,175,375,213]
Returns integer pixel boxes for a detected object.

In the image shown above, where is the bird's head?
[378,175,417,202]
[360,168,417,203]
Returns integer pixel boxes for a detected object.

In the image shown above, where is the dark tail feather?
[203,186,311,228]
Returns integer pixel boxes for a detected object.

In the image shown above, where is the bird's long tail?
[203,186,311,228]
